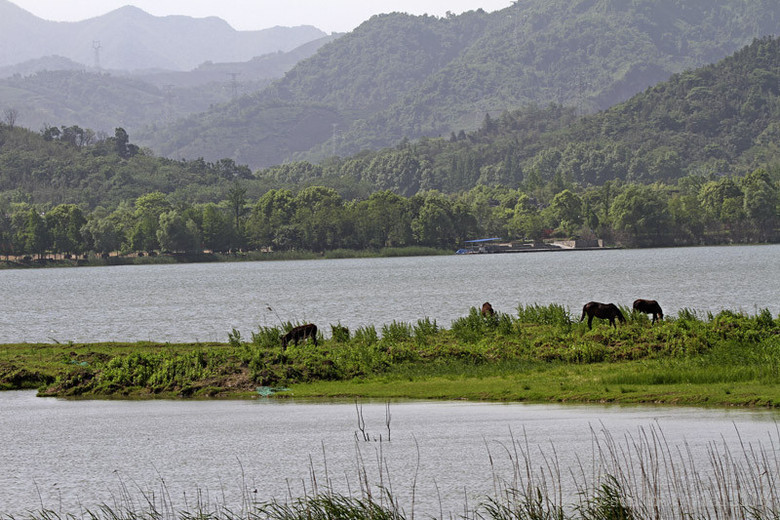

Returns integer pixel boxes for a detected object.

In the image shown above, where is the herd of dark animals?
[279,299,663,348]
[480,298,663,330]
[580,299,663,329]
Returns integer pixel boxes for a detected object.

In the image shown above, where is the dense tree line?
[1,167,776,259]
[0,124,257,208]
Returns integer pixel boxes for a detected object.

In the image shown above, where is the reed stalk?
[8,424,780,520]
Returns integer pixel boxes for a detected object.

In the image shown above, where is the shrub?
[413,317,438,344]
[330,323,351,343]
[353,325,378,345]
[252,326,284,349]
[517,303,572,327]
[381,321,413,343]
[448,308,517,344]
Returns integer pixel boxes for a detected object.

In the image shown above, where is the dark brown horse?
[481,302,495,316]
[281,323,318,349]
[633,299,663,323]
[580,302,626,329]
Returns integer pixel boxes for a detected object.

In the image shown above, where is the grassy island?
[1,304,779,407]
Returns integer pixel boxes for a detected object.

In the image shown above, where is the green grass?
[1,305,779,405]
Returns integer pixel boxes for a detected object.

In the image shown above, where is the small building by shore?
[456,238,605,254]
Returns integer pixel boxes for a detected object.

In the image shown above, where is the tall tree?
[227,182,248,249]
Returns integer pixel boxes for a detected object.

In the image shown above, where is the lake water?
[0,244,777,343]
[1,391,780,516]
[1,245,779,516]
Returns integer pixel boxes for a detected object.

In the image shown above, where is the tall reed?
[9,425,780,519]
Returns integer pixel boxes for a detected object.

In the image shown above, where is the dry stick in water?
[385,401,392,442]
[355,401,369,441]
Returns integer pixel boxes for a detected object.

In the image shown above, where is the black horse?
[481,302,495,316]
[580,302,626,329]
[281,323,318,349]
[633,299,663,323]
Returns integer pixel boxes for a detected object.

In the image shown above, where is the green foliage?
[577,475,636,520]
[251,326,285,349]
[227,328,242,348]
[451,307,507,343]
[413,317,439,344]
[47,349,235,397]
[517,303,572,327]
[255,493,404,520]
[330,323,350,343]
[380,321,413,344]
[353,325,379,346]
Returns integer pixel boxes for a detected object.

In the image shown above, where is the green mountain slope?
[144,0,780,169]
[257,36,780,195]
[2,36,779,211]
[1,38,778,252]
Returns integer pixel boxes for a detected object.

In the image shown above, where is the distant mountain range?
[0,0,327,71]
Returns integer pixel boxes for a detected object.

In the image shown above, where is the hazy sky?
[9,1,513,34]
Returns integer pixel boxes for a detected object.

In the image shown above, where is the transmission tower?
[163,84,175,121]
[92,40,102,70]
[227,72,240,99]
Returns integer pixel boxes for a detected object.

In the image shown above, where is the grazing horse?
[481,302,495,316]
[633,299,663,323]
[281,323,318,349]
[580,302,626,330]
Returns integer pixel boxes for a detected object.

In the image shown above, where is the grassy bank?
[1,304,778,406]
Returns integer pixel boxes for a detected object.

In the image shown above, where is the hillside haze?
[144,0,780,169]
[0,0,327,71]
[0,34,339,136]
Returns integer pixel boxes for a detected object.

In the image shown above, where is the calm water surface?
[0,245,777,343]
[1,245,778,514]
[1,391,779,516]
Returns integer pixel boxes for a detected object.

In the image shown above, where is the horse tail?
[580,306,587,322]
[310,324,318,346]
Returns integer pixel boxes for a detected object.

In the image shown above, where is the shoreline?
[0,246,450,269]
[2,241,777,269]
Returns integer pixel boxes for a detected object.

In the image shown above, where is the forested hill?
[256,36,780,196]
[143,0,780,169]
[1,38,779,255]
[2,37,780,209]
